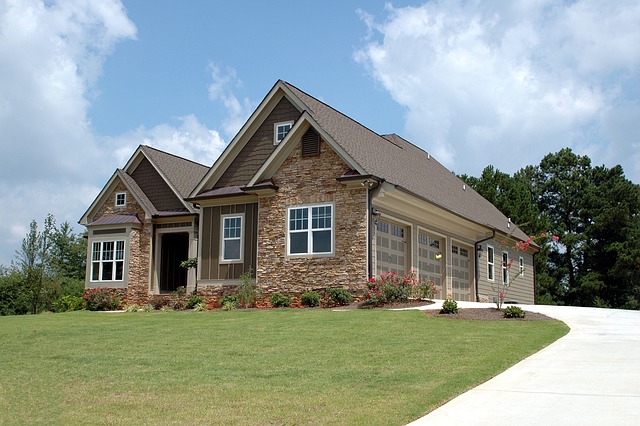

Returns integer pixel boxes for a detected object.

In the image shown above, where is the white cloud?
[0,0,137,266]
[0,1,257,267]
[108,115,226,167]
[208,64,257,138]
[355,0,640,181]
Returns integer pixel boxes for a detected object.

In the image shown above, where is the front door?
[159,233,189,293]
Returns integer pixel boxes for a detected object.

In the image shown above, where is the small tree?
[15,215,55,314]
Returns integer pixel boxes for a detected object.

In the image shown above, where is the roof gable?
[281,81,528,239]
[80,145,208,225]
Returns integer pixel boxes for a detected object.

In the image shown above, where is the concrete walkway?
[408,302,640,425]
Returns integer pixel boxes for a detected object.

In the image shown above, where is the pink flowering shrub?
[83,288,122,311]
[364,271,438,306]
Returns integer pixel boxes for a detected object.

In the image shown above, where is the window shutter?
[301,128,320,157]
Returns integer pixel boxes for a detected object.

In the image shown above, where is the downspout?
[474,231,495,302]
[367,185,373,279]
[533,252,537,305]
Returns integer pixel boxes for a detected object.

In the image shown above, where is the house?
[80,80,538,306]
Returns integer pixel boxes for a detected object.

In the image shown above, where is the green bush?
[300,291,321,307]
[193,302,206,312]
[326,288,353,306]
[236,269,260,308]
[53,295,84,312]
[83,288,122,311]
[269,292,291,308]
[125,304,140,313]
[503,305,526,318]
[219,294,238,310]
[440,299,459,314]
[185,295,205,310]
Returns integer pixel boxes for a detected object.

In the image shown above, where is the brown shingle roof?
[89,213,142,226]
[140,145,209,199]
[282,81,527,240]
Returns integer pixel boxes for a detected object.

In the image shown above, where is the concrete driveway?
[408,302,640,425]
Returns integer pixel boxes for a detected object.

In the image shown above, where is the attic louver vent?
[301,128,320,157]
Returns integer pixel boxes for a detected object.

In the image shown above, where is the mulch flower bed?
[423,308,554,321]
[334,300,553,321]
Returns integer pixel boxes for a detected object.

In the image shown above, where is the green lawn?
[0,309,568,425]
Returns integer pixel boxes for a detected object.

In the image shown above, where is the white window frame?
[115,192,126,208]
[274,121,293,145]
[91,240,125,282]
[220,214,244,263]
[487,245,495,281]
[502,251,509,284]
[287,203,334,256]
[519,256,525,277]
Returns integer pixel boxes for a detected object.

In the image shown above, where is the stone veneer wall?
[91,181,151,305]
[256,139,368,296]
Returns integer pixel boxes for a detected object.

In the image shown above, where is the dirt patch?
[423,308,554,321]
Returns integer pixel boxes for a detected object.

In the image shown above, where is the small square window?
[274,121,293,145]
[115,192,126,207]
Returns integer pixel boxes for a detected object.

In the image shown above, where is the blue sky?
[1,0,639,267]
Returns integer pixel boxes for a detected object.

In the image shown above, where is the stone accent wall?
[256,139,368,295]
[93,181,146,220]
[90,180,151,306]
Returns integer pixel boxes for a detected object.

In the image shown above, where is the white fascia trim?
[247,113,365,187]
[190,82,292,198]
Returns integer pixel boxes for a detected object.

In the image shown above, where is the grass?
[0,309,568,425]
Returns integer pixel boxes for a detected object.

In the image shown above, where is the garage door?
[451,243,473,301]
[376,219,407,276]
[418,232,444,297]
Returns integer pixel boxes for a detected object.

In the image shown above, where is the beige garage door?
[418,232,444,297]
[376,219,407,276]
[451,243,473,301]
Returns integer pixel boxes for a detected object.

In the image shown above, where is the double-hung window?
[221,215,243,262]
[115,192,126,208]
[91,240,125,281]
[487,245,494,281]
[502,252,509,284]
[274,121,293,145]
[288,204,333,255]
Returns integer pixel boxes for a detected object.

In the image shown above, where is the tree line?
[461,148,640,309]
[0,214,87,315]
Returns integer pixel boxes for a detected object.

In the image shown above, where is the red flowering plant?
[364,271,438,307]
[83,287,122,311]
[492,232,559,309]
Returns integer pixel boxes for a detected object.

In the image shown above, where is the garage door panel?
[376,219,407,276]
[451,243,473,301]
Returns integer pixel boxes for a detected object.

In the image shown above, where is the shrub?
[193,302,206,312]
[300,291,321,308]
[364,271,438,306]
[503,305,526,319]
[440,299,459,314]
[236,269,260,308]
[52,295,84,312]
[326,288,353,306]
[142,304,154,312]
[148,296,170,310]
[269,292,291,308]
[185,295,205,310]
[83,288,122,311]
[125,304,140,313]
[220,294,238,310]
[221,301,237,311]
